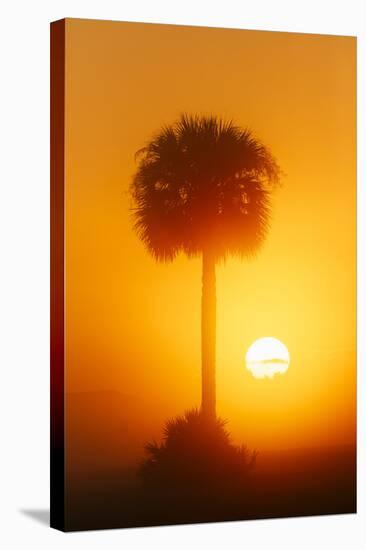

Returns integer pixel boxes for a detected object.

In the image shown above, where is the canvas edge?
[50,18,66,532]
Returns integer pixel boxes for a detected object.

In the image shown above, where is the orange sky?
[64,19,356,459]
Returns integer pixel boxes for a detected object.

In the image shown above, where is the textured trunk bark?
[201,250,216,420]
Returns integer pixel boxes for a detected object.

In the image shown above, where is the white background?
[0,0,364,548]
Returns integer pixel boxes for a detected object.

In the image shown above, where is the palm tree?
[131,114,280,420]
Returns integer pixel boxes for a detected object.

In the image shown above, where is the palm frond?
[131,113,281,261]
[139,408,256,490]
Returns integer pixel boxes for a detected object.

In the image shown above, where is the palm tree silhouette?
[131,114,280,420]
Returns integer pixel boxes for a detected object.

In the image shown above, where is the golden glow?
[64,19,356,460]
[246,337,290,379]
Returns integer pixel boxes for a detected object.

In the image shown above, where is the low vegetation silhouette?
[139,409,256,492]
[66,395,356,530]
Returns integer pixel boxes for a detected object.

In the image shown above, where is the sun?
[246,337,290,379]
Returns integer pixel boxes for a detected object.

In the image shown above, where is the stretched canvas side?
[50,18,66,532]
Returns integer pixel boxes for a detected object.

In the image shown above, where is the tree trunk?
[201,250,216,420]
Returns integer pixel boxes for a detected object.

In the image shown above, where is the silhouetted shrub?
[139,409,256,492]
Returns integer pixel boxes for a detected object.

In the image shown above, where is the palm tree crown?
[131,114,280,261]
